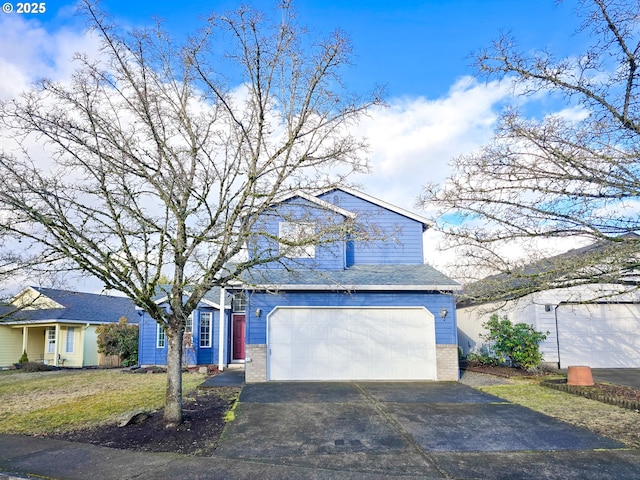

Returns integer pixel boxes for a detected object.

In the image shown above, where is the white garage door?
[267,306,437,381]
[557,304,640,368]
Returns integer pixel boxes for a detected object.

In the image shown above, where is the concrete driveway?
[216,381,640,479]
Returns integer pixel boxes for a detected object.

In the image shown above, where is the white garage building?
[458,285,640,369]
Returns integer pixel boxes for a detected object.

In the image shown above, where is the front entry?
[232,314,246,360]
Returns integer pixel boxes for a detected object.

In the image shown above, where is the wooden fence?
[98,353,123,367]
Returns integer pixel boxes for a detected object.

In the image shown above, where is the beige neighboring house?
[0,286,137,368]
[458,234,640,369]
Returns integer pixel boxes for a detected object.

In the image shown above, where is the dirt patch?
[47,387,239,457]
[463,363,554,378]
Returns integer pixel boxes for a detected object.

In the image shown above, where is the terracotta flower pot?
[567,365,594,386]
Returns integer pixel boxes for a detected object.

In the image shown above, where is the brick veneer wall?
[436,344,460,381]
[245,344,267,383]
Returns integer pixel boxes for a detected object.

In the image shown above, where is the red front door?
[232,314,246,360]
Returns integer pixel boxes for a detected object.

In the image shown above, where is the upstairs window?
[278,222,315,258]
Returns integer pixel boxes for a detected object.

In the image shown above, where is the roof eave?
[244,283,460,292]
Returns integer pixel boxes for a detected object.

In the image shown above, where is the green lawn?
[0,369,205,435]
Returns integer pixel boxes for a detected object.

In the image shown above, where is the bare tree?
[422,0,640,302]
[0,0,380,426]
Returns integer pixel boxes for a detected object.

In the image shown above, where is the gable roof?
[151,285,231,309]
[1,286,138,325]
[321,186,434,231]
[241,264,459,291]
[275,190,357,219]
[274,187,433,230]
[459,233,640,307]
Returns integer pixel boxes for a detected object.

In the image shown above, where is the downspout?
[554,303,563,369]
[82,323,91,368]
[218,287,226,372]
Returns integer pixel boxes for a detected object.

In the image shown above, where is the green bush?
[96,317,139,367]
[482,314,548,370]
[18,350,29,364]
[467,351,500,366]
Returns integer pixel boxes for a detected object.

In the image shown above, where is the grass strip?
[0,370,205,435]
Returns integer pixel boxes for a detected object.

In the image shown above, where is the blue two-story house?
[138,187,460,382]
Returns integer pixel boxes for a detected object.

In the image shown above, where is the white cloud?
[352,76,512,212]
[2,15,579,286]
[0,14,99,99]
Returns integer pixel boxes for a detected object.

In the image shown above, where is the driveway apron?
[216,381,638,479]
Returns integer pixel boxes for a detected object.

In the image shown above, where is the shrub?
[18,350,29,364]
[20,361,54,372]
[467,351,500,366]
[96,317,139,367]
[482,314,548,370]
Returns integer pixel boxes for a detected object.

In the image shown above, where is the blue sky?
[37,0,586,97]
[0,0,590,288]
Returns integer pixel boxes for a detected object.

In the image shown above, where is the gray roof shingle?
[2,287,138,324]
[242,264,459,291]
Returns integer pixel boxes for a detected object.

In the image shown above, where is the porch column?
[218,287,226,371]
[21,326,28,355]
[54,324,61,366]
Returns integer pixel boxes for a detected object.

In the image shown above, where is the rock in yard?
[117,409,152,427]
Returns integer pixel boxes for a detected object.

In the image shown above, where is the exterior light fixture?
[255,308,262,318]
[440,308,447,320]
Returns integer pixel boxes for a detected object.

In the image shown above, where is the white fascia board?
[6,319,100,326]
[152,295,228,310]
[276,190,357,219]
[323,186,434,230]
[246,283,460,292]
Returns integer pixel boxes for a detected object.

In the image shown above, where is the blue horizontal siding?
[138,314,167,365]
[250,198,347,270]
[251,189,427,269]
[246,290,457,346]
[317,190,424,264]
[138,309,230,366]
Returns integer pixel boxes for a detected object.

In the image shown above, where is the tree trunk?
[164,328,183,427]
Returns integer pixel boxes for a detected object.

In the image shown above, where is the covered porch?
[9,323,87,367]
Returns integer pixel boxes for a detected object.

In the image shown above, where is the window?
[156,324,165,348]
[65,327,75,353]
[47,327,56,353]
[200,312,212,348]
[232,292,246,312]
[279,222,315,258]
[185,314,193,334]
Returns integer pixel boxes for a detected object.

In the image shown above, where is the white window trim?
[65,327,75,353]
[47,327,56,354]
[156,323,166,348]
[185,313,193,334]
[200,312,212,348]
[278,222,316,258]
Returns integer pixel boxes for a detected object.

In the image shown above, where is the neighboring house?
[0,286,138,368]
[138,187,461,382]
[458,237,640,369]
